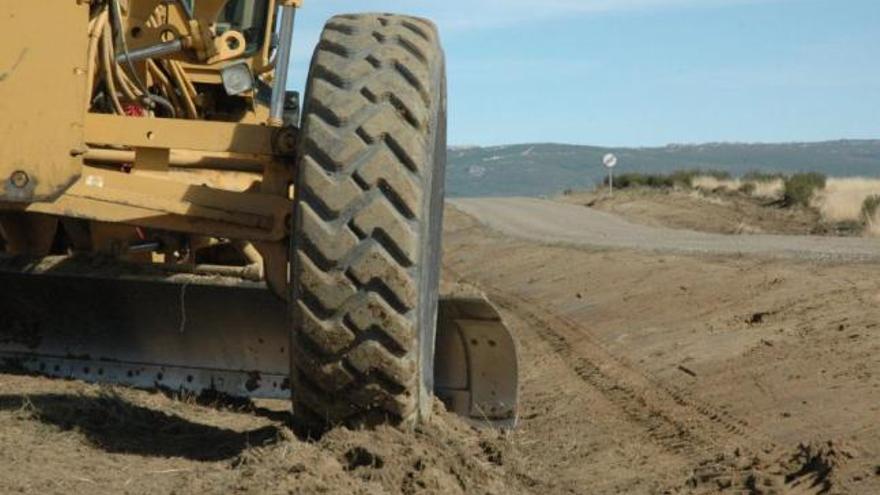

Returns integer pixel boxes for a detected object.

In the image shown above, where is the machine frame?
[1,0,296,292]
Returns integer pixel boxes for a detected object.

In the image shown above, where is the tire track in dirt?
[443,205,859,493]
[487,286,758,458]
[466,276,844,494]
[480,293,689,493]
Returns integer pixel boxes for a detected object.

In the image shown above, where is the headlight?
[221,61,255,96]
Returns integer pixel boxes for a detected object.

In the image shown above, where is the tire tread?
[291,13,442,428]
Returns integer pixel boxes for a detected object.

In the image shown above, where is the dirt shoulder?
[558,187,859,236]
[442,205,880,494]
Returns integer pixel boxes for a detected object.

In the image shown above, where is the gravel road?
[451,197,880,261]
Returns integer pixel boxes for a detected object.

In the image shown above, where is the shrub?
[698,169,733,181]
[742,170,785,182]
[671,169,731,188]
[605,173,676,189]
[861,195,880,223]
[667,170,694,187]
[738,182,757,195]
[604,169,732,190]
[783,172,826,207]
[605,173,659,189]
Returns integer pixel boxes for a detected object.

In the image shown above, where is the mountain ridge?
[447,140,880,197]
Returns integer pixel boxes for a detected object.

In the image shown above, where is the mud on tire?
[290,13,446,429]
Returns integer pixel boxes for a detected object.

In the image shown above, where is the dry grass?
[692,176,784,199]
[605,173,880,236]
[860,194,880,237]
[691,176,741,191]
[751,179,785,198]
[812,178,880,224]
[693,175,880,236]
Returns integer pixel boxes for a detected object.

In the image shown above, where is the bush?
[605,169,731,190]
[605,173,667,189]
[671,169,731,188]
[742,170,785,182]
[861,195,880,223]
[738,182,757,195]
[697,169,733,181]
[783,172,826,207]
[667,171,694,187]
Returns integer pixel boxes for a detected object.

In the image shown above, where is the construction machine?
[0,1,518,429]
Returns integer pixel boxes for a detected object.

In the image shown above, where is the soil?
[1,203,879,494]
[559,188,862,236]
[0,377,517,495]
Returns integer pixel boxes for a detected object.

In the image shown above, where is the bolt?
[10,171,29,188]
[274,127,298,155]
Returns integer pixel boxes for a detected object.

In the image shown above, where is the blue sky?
[286,0,879,147]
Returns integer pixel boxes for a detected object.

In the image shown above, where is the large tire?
[290,13,446,429]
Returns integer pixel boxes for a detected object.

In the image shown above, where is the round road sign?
[603,153,618,168]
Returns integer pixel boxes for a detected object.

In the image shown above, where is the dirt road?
[452,197,880,261]
[442,203,880,494]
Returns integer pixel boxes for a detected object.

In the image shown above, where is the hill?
[447,140,880,197]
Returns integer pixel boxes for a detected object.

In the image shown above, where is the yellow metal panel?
[24,195,280,242]
[134,147,171,171]
[0,2,89,202]
[84,113,277,154]
[17,169,291,242]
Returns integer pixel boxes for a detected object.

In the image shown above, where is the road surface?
[451,197,880,261]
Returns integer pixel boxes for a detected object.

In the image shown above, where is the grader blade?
[0,258,520,427]
[0,258,291,399]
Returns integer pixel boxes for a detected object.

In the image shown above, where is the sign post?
[603,153,618,195]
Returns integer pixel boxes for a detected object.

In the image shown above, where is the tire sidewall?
[416,55,447,421]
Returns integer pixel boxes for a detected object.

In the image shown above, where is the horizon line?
[449,138,880,149]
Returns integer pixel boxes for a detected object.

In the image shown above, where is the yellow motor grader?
[0,0,517,429]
